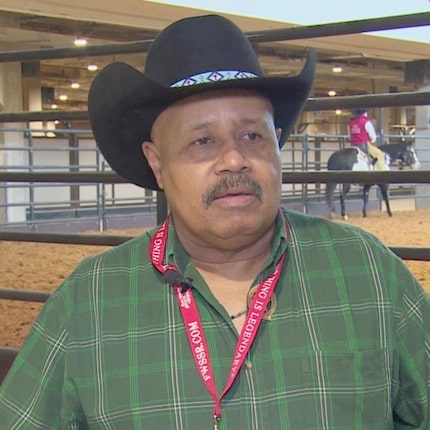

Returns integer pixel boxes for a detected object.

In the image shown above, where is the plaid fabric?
[1,208,429,429]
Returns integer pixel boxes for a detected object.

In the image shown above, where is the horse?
[325,142,421,220]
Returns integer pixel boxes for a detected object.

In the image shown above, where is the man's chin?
[208,212,266,236]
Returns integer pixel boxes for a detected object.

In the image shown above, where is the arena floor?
[1,208,429,349]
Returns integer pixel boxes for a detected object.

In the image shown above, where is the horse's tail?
[325,181,337,214]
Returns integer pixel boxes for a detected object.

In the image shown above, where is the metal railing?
[1,125,428,232]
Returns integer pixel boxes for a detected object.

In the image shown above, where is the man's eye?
[194,137,211,145]
[244,132,260,141]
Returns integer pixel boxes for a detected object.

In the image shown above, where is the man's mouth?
[203,175,263,208]
[214,187,255,200]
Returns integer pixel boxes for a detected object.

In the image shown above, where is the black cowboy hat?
[88,14,316,190]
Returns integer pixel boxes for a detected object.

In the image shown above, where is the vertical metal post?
[96,149,107,232]
[377,107,384,146]
[26,129,36,231]
[68,121,80,208]
[302,134,309,214]
[156,191,168,225]
[314,136,321,195]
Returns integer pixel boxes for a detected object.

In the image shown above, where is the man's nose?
[215,139,250,173]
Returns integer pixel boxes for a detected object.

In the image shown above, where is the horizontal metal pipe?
[305,92,430,111]
[0,234,427,261]
[390,246,430,261]
[0,12,428,63]
[0,289,50,303]
[280,170,430,185]
[0,110,89,122]
[247,12,430,43]
[0,171,127,183]
[0,347,18,355]
[0,231,133,246]
[0,347,18,369]
[0,40,153,63]
[1,91,428,123]
[0,347,18,382]
[0,170,429,185]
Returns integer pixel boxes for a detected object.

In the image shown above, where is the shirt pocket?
[301,349,392,428]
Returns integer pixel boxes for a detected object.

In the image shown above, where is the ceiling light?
[59,94,68,101]
[74,37,88,47]
[335,109,343,115]
[50,103,58,109]
[332,66,343,73]
[87,64,98,72]
[328,90,337,97]
[71,82,80,89]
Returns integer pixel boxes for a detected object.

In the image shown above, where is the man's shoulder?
[51,227,161,304]
[69,227,157,276]
[282,208,383,245]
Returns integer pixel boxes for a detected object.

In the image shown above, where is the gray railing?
[1,125,428,232]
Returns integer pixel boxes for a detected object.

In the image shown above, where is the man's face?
[142,89,282,250]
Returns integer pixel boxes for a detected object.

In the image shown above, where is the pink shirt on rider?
[349,114,377,145]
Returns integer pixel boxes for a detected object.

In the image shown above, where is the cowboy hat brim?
[88,48,316,190]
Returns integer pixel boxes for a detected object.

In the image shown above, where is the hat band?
[171,70,258,88]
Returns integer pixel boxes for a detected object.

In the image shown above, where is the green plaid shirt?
[1,208,429,429]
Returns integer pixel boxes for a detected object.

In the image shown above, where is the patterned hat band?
[170,70,258,88]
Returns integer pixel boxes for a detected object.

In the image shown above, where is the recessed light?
[74,37,88,47]
[328,90,337,97]
[59,94,68,101]
[50,103,58,109]
[332,66,343,73]
[71,82,80,89]
[335,109,343,115]
[87,64,98,72]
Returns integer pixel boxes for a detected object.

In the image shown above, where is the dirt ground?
[1,208,429,349]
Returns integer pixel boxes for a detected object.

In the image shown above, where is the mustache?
[202,174,263,207]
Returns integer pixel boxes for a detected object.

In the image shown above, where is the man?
[1,15,429,429]
[349,108,387,170]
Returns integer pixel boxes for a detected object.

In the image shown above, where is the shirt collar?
[164,208,288,280]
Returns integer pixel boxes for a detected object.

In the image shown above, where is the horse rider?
[348,108,387,171]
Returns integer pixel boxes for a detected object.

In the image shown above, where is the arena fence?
[1,11,429,382]
[1,168,429,357]
[0,130,427,232]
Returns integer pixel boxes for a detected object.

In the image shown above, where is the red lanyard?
[150,218,286,427]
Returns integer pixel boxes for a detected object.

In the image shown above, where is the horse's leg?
[325,182,337,218]
[363,184,371,217]
[340,184,351,220]
[378,184,392,217]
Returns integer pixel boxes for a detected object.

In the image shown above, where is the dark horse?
[325,142,420,219]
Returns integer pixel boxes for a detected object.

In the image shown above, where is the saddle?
[353,147,389,172]
[352,148,373,171]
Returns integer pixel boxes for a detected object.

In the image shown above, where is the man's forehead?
[150,88,275,140]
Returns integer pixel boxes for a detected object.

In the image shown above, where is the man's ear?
[141,141,163,190]
[275,128,282,143]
